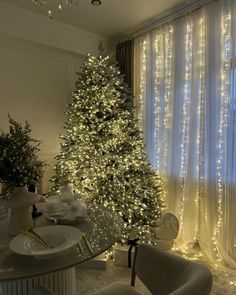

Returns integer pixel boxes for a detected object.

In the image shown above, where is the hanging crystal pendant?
[47,8,53,18]
[31,0,92,19]
[91,0,101,6]
[58,4,63,11]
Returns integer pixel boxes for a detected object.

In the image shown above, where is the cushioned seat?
[92,244,213,295]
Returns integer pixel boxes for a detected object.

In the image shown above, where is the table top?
[0,205,123,282]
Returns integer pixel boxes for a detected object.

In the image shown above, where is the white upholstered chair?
[92,244,213,295]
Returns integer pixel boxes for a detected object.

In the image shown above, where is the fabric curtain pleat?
[133,0,236,267]
[116,40,133,90]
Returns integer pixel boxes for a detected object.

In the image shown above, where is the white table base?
[0,267,76,295]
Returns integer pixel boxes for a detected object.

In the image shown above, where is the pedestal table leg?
[0,267,76,295]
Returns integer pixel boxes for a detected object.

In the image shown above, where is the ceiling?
[2,0,196,39]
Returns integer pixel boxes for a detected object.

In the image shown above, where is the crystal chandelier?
[31,0,102,18]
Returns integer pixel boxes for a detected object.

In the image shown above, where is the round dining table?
[0,204,123,295]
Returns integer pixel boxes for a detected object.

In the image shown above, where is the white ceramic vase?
[7,186,41,235]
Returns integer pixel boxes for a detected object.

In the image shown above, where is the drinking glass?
[42,203,69,223]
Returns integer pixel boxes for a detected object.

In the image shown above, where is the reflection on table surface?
[0,205,124,282]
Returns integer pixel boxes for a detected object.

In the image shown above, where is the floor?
[76,256,236,295]
[76,260,151,295]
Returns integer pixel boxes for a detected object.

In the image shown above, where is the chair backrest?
[132,244,212,295]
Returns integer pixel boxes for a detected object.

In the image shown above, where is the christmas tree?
[50,51,163,242]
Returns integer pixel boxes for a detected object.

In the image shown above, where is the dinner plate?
[9,225,82,259]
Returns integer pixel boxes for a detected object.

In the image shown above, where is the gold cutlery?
[77,240,84,255]
[20,227,53,249]
[82,234,93,254]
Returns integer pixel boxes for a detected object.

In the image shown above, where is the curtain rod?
[127,0,217,39]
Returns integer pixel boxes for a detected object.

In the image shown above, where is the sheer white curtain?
[134,0,236,266]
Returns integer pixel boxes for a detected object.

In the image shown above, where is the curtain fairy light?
[177,18,193,241]
[198,14,206,242]
[153,26,173,201]
[153,30,163,172]
[162,26,173,202]
[139,39,148,132]
[133,0,236,267]
[212,3,231,262]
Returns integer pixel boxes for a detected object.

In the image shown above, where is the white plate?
[9,225,82,259]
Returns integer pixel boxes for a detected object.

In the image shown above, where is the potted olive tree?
[0,116,45,235]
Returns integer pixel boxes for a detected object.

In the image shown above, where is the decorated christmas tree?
[50,49,163,242]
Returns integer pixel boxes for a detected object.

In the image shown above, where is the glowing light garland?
[162,26,173,200]
[135,0,236,288]
[139,39,147,132]
[177,18,193,238]
[212,5,231,262]
[198,15,206,241]
[153,26,173,201]
[153,30,162,171]
[173,245,236,291]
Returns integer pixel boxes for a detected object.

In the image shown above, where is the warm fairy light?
[212,7,231,261]
[198,14,206,241]
[139,39,147,132]
[153,30,162,171]
[173,245,236,291]
[177,19,193,237]
[50,53,163,243]
[172,245,204,261]
[162,26,173,201]
[134,3,236,290]
[196,15,206,243]
[153,25,173,201]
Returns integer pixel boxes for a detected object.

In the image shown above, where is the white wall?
[0,1,108,56]
[0,1,109,193]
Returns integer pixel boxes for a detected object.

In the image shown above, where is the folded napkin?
[59,200,87,225]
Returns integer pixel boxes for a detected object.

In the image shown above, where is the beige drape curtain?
[134,0,236,267]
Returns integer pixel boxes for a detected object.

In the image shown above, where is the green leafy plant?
[0,116,45,189]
